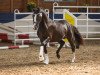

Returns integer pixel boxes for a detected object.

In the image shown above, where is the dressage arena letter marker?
[39,46,44,61]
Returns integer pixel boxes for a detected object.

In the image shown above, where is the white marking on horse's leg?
[65,42,71,48]
[57,44,60,48]
[47,42,50,47]
[71,52,75,63]
[43,54,49,64]
[63,44,66,47]
[43,37,50,45]
[39,46,44,61]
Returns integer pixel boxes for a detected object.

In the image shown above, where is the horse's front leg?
[39,45,44,62]
[39,38,50,64]
[42,38,50,64]
[56,40,65,59]
[39,45,49,64]
[43,44,49,64]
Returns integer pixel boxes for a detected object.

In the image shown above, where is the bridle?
[33,12,43,30]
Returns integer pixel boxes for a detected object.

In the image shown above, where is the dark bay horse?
[32,8,83,64]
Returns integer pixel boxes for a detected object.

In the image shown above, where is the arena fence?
[14,9,37,45]
[53,2,100,40]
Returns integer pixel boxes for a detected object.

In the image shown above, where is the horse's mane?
[41,9,69,26]
[41,9,49,24]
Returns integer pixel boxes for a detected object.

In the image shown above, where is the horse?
[32,7,83,64]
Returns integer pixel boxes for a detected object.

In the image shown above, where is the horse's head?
[32,7,43,30]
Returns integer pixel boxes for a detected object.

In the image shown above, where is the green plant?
[27,2,36,12]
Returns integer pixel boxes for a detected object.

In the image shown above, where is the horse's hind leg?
[56,40,65,59]
[67,37,76,63]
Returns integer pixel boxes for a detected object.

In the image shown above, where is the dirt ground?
[0,40,100,75]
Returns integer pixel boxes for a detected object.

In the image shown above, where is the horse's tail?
[73,26,84,45]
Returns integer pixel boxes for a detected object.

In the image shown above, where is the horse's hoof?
[43,60,49,65]
[76,45,79,49]
[57,54,60,59]
[43,54,49,65]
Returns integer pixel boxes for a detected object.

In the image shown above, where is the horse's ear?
[32,7,42,14]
